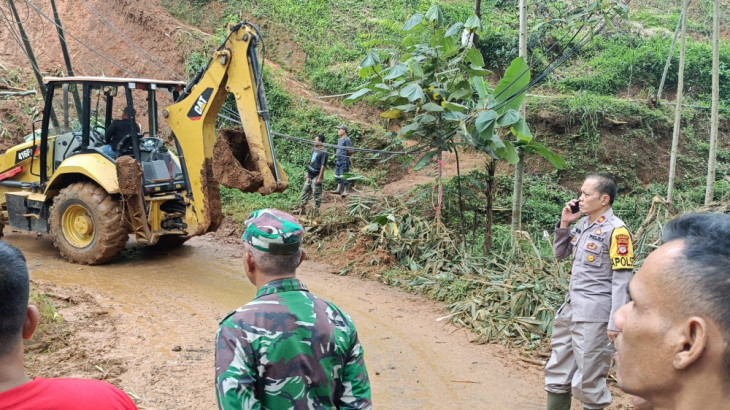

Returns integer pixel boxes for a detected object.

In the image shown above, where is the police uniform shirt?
[553,209,634,330]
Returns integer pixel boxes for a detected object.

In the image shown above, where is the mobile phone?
[570,200,581,214]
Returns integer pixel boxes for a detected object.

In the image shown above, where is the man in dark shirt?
[101,107,140,158]
[296,134,329,215]
[331,125,353,197]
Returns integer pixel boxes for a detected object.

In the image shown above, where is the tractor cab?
[39,77,188,195]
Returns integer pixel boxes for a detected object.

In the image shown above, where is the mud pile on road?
[25,281,126,385]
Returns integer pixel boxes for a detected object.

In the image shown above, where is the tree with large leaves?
[346,5,567,254]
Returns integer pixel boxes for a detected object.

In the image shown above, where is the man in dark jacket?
[296,134,329,215]
[101,107,140,158]
[331,125,353,197]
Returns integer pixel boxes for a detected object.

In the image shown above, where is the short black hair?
[662,213,730,381]
[0,241,29,356]
[587,173,617,204]
[316,133,325,144]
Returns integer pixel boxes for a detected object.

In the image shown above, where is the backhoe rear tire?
[49,182,128,265]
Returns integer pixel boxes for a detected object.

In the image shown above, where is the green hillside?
[165,0,730,104]
[161,0,730,347]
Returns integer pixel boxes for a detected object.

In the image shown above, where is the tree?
[511,0,528,234]
[704,0,720,204]
[346,5,566,254]
[667,0,689,206]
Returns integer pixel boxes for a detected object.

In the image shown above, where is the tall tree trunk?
[511,0,528,234]
[704,0,720,204]
[483,158,496,255]
[435,151,442,223]
[656,6,684,106]
[667,0,689,206]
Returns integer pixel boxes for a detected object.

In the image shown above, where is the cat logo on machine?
[187,88,214,120]
[15,145,37,164]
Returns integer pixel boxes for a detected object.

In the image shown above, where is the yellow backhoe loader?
[0,22,287,264]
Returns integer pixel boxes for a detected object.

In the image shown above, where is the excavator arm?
[163,22,287,235]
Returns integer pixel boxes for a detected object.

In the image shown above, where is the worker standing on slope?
[331,125,353,197]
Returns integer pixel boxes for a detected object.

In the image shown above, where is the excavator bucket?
[212,128,264,192]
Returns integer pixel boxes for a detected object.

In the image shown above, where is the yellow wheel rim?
[61,204,95,248]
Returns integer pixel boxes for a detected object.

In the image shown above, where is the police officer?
[215,209,372,409]
[545,174,634,410]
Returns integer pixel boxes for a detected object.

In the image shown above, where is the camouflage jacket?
[215,278,372,409]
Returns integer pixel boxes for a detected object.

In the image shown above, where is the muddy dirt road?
[10,230,554,409]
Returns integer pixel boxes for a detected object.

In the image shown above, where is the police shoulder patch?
[610,226,634,270]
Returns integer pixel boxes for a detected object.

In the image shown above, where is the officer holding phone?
[544,174,634,410]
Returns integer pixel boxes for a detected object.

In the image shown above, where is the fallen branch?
[435,311,461,322]
[0,90,36,96]
[519,357,546,366]
[634,195,671,242]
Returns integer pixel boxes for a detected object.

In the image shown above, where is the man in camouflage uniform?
[545,174,634,410]
[215,208,372,409]
[297,134,329,216]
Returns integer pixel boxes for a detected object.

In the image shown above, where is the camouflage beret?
[241,209,303,255]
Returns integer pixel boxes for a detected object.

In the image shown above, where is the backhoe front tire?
[49,182,128,265]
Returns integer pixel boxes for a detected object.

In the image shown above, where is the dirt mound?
[26,280,127,386]
[213,128,264,192]
[0,0,190,77]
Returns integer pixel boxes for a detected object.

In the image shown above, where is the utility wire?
[0,5,42,76]
[271,131,429,156]
[492,12,593,102]
[217,109,431,159]
[492,0,631,114]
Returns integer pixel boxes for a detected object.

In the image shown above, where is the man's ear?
[244,250,256,274]
[601,194,610,206]
[298,249,306,267]
[22,305,40,340]
[673,316,708,370]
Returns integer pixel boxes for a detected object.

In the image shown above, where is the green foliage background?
[161,0,730,346]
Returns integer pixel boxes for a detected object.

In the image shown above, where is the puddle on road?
[5,231,256,356]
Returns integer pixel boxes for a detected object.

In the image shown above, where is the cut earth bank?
[11,227,632,409]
